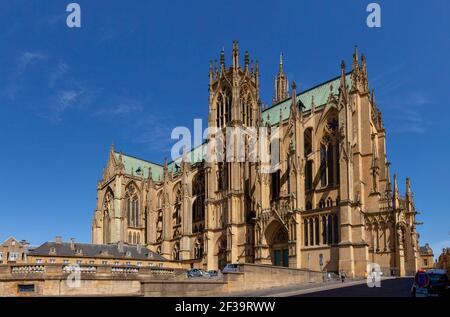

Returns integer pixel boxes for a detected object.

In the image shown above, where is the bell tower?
[205,41,261,269]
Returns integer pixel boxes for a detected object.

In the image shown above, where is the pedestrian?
[340,270,346,283]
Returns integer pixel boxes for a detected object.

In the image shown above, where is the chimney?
[137,244,142,254]
[70,238,75,251]
[55,236,62,244]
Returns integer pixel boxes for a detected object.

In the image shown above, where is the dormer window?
[126,251,132,257]
[49,247,56,254]
[76,249,83,255]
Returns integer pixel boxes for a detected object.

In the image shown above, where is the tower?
[273,53,289,104]
[205,41,261,269]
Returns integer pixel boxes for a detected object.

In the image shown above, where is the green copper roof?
[261,73,351,126]
[114,152,164,181]
[168,143,207,173]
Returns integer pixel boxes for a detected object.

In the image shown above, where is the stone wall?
[0,263,326,296]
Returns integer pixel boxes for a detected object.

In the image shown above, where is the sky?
[0,0,449,258]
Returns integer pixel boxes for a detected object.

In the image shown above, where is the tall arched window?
[327,215,333,245]
[192,172,205,227]
[322,216,327,244]
[315,217,320,245]
[321,116,340,187]
[240,86,253,126]
[173,186,182,226]
[320,145,327,187]
[103,189,114,244]
[304,220,308,246]
[309,219,314,246]
[125,183,139,227]
[333,214,339,244]
[216,89,232,128]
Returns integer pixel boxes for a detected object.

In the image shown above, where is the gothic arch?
[264,220,289,267]
[216,235,228,270]
[125,182,140,228]
[102,188,114,244]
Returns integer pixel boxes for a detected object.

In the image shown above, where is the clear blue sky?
[0,0,449,257]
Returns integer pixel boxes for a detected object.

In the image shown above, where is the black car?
[411,269,449,297]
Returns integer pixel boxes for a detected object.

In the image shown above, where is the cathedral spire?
[273,52,289,104]
[232,40,239,70]
[244,50,249,72]
[163,157,170,181]
[405,177,411,201]
[220,47,225,73]
[209,60,213,85]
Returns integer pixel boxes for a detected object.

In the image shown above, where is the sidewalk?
[222,277,395,297]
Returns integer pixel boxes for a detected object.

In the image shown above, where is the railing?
[2,264,178,281]
[11,265,45,274]
[62,265,97,274]
[111,266,139,274]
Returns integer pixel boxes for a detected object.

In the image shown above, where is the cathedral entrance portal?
[265,220,289,267]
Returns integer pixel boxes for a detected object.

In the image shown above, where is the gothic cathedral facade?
[92,42,420,277]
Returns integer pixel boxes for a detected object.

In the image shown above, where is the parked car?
[206,270,219,277]
[186,268,204,278]
[222,263,240,273]
[411,269,449,297]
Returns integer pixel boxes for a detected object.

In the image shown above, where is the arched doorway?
[217,236,227,270]
[265,221,289,267]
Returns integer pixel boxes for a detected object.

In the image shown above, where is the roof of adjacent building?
[112,72,351,180]
[29,241,168,261]
[419,244,434,255]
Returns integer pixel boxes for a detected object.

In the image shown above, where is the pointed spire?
[361,53,369,92]
[371,89,377,108]
[385,161,392,193]
[279,52,284,73]
[110,141,115,154]
[406,177,411,199]
[163,157,169,180]
[209,60,213,85]
[273,53,289,104]
[244,50,249,72]
[220,47,225,72]
[255,60,259,89]
[340,60,346,83]
[311,95,316,113]
[232,40,239,70]
[214,59,218,78]
[394,173,399,196]
[352,45,359,69]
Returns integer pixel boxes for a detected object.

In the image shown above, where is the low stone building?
[418,244,434,270]
[436,247,450,273]
[0,237,30,264]
[27,236,180,268]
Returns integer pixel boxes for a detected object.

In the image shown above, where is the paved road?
[295,277,413,297]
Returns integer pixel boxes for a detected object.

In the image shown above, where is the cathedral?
[92,42,420,277]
